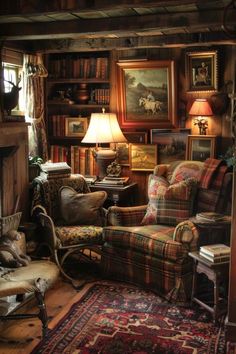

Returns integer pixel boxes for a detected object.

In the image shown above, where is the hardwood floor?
[0,277,77,354]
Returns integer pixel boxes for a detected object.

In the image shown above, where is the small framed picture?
[150,129,190,164]
[123,131,148,144]
[130,144,157,171]
[187,135,217,162]
[186,50,218,92]
[65,117,88,137]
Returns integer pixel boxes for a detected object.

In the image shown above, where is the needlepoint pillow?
[141,174,197,226]
[59,186,107,226]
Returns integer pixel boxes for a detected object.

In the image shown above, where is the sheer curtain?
[23,53,48,161]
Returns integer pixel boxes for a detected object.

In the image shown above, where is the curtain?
[23,53,48,161]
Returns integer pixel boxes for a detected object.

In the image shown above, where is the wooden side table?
[189,216,231,246]
[89,182,138,207]
[189,251,229,323]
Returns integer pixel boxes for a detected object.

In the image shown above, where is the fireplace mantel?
[0,122,29,220]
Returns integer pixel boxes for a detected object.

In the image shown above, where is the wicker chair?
[31,174,107,281]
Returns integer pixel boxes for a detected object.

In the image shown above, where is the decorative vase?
[74,83,89,104]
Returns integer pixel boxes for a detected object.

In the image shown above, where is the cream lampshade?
[81,109,127,179]
[189,98,213,135]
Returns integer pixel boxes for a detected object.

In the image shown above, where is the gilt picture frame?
[187,135,217,161]
[65,117,88,137]
[130,144,157,171]
[186,50,218,92]
[150,129,190,164]
[116,60,177,129]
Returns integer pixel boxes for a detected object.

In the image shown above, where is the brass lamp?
[81,109,127,179]
[189,99,213,135]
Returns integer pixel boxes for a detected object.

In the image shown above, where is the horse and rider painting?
[116,60,177,128]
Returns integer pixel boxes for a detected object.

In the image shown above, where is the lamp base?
[194,117,208,135]
[93,149,117,180]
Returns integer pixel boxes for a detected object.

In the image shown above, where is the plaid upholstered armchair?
[31,174,107,281]
[102,159,232,304]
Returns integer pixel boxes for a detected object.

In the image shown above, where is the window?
[3,63,24,114]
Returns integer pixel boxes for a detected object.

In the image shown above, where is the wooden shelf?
[47,101,109,108]
[48,78,109,84]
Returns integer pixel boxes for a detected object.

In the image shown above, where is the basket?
[0,212,22,236]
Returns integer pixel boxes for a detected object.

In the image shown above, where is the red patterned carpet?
[31,281,225,354]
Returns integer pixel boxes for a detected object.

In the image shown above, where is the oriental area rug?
[31,281,225,354]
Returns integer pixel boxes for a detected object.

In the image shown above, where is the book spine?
[199,251,230,263]
[79,147,86,175]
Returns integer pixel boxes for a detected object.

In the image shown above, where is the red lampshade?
[189,99,213,116]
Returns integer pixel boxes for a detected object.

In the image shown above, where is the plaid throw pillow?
[141,174,197,226]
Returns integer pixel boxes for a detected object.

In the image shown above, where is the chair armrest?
[107,205,147,226]
[31,204,47,219]
[38,212,61,252]
[173,220,199,252]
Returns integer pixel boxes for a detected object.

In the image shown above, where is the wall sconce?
[81,109,127,179]
[189,99,213,135]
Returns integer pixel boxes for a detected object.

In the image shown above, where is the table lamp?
[189,98,213,135]
[81,109,127,179]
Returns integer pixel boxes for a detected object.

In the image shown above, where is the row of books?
[199,243,230,263]
[49,115,67,137]
[48,56,109,80]
[50,145,95,176]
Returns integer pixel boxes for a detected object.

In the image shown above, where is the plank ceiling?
[0,0,235,52]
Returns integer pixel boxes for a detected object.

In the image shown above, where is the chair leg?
[35,290,48,337]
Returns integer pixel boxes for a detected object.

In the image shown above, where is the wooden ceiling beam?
[0,0,226,16]
[0,8,234,41]
[30,31,236,53]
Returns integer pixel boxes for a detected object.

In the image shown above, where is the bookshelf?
[45,51,111,174]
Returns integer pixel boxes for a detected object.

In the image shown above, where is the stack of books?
[95,176,130,186]
[196,212,226,223]
[40,162,71,179]
[199,244,230,263]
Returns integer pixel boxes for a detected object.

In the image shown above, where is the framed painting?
[123,131,148,143]
[186,50,218,92]
[150,129,190,164]
[65,117,88,137]
[187,135,217,162]
[130,144,157,171]
[116,60,177,129]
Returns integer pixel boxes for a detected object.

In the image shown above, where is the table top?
[189,215,231,226]
[89,182,137,191]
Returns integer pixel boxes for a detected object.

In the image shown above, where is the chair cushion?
[102,224,188,263]
[141,174,197,226]
[59,186,107,226]
[55,225,104,246]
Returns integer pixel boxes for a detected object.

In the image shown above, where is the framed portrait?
[116,60,177,129]
[130,144,157,171]
[65,117,88,137]
[150,129,190,164]
[123,131,148,143]
[187,135,217,162]
[186,50,218,92]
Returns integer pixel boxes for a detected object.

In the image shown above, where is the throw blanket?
[199,158,227,189]
[198,158,229,213]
